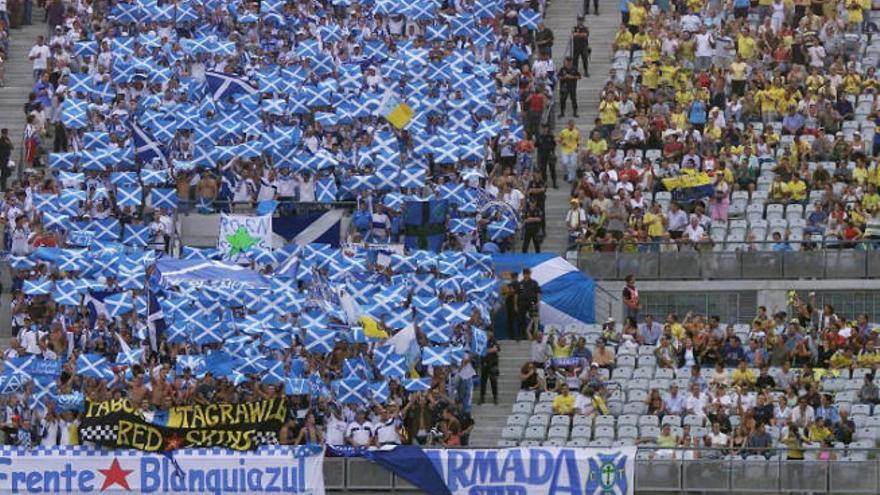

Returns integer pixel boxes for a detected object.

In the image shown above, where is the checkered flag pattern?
[79,424,119,443]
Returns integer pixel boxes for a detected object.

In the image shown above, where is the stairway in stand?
[468,340,531,446]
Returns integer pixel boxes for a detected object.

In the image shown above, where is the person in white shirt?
[275,168,296,200]
[694,26,715,72]
[565,199,587,240]
[502,184,525,211]
[20,321,45,355]
[345,411,375,447]
[28,36,51,81]
[789,397,815,429]
[574,386,595,416]
[707,421,729,448]
[685,384,708,418]
[683,215,706,245]
[325,408,348,446]
[374,406,402,445]
[296,172,316,202]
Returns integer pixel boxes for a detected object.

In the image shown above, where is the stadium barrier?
[571,240,880,280]
[2,446,879,493]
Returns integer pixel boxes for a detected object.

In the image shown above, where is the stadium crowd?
[515,290,880,459]
[561,0,880,254]
[0,0,557,449]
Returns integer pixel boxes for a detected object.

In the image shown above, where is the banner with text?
[79,398,286,452]
[423,447,636,495]
[0,446,324,494]
[218,213,273,261]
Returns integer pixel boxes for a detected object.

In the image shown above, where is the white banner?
[218,213,273,261]
[0,446,324,494]
[424,447,636,495]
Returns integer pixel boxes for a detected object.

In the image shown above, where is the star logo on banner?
[226,226,257,256]
[98,458,133,491]
[163,433,184,452]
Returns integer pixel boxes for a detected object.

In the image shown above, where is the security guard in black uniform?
[571,16,591,77]
[558,57,581,118]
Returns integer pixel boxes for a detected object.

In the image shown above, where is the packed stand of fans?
[12,0,560,255]
[0,0,558,449]
[505,291,880,460]
[561,0,880,253]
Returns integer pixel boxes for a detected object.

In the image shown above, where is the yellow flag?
[379,91,413,129]
[359,315,388,339]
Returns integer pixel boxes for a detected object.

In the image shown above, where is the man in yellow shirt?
[784,176,807,202]
[585,130,607,157]
[552,384,576,415]
[729,56,749,96]
[627,0,647,33]
[558,120,581,184]
[643,202,666,243]
[737,28,757,59]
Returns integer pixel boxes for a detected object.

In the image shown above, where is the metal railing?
[321,447,880,493]
[569,240,880,280]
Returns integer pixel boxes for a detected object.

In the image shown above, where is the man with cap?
[571,16,591,76]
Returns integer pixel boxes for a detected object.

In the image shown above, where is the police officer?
[558,57,581,118]
[536,124,558,189]
[521,198,543,253]
[571,16,591,76]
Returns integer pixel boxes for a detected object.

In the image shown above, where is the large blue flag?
[404,199,448,253]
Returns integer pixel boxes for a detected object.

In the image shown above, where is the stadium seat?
[594,426,616,440]
[524,426,547,441]
[547,426,569,440]
[512,402,534,414]
[639,415,660,427]
[570,425,592,440]
[502,426,524,441]
[507,414,529,427]
[516,391,537,403]
[528,414,550,427]
[573,415,592,427]
[551,415,572,428]
[567,439,590,447]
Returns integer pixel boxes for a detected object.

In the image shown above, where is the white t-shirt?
[375,417,401,444]
[297,176,316,202]
[345,421,374,447]
[503,189,525,211]
[708,431,728,447]
[684,224,705,243]
[325,416,347,446]
[695,33,715,57]
[29,45,51,70]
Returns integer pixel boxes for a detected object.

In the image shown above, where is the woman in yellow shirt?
[627,0,648,33]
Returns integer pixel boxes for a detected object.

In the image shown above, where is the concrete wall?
[596,279,880,322]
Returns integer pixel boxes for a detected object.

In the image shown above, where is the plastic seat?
[547,425,569,440]
[567,438,590,447]
[594,425,616,440]
[497,439,518,447]
[684,415,705,427]
[623,403,647,415]
[551,415,572,428]
[528,414,550,427]
[654,368,675,380]
[618,414,639,426]
[502,426,524,440]
[516,390,537,403]
[507,414,529,427]
[746,203,764,223]
[628,379,650,392]
[633,367,654,380]
[628,389,648,403]
[851,404,871,417]
[618,425,638,440]
[639,425,660,441]
[594,415,615,427]
[570,425,592,439]
[524,425,547,441]
[639,415,660,427]
[533,402,553,415]
[785,203,804,220]
[617,355,636,368]
[638,355,657,368]
[766,203,784,221]
[613,367,634,380]
[661,415,682,427]
[512,402,533,414]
